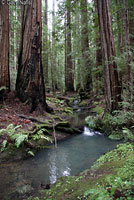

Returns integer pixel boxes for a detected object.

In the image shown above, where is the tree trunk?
[123,0,131,93]
[97,0,121,112]
[80,0,92,92]
[9,5,15,90]
[16,0,51,113]
[116,0,123,95]
[65,0,74,92]
[94,0,102,95]
[44,0,49,85]
[51,0,57,93]
[129,4,134,103]
[73,1,81,91]
[0,3,10,90]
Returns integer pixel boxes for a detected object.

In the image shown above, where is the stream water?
[0,126,121,200]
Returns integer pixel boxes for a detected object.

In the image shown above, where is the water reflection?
[48,145,71,184]
[49,150,58,184]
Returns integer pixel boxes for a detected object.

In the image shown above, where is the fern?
[0,129,8,136]
[37,128,49,134]
[0,124,27,151]
[11,134,28,148]
[0,124,22,137]
[27,150,35,157]
[7,124,14,130]
[1,140,7,152]
[39,135,53,143]
[32,130,53,143]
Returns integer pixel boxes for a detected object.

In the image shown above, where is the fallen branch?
[52,119,57,148]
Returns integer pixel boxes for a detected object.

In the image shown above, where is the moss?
[35,124,53,130]
[55,121,70,128]
[64,107,73,115]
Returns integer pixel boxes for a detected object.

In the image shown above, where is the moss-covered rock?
[55,121,70,128]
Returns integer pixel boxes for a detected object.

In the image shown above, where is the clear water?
[0,128,120,200]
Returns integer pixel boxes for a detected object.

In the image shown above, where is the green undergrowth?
[0,124,53,157]
[0,119,81,160]
[85,109,134,141]
[28,143,134,200]
[46,96,74,115]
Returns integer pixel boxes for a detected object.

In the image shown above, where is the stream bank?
[30,142,134,200]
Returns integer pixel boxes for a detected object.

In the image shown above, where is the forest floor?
[0,91,93,129]
[0,91,74,130]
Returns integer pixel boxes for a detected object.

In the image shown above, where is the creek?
[0,130,120,199]
[0,111,121,200]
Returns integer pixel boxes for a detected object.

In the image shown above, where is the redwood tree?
[123,0,131,93]
[80,0,92,92]
[0,3,10,90]
[16,0,51,112]
[43,0,49,85]
[65,0,74,92]
[97,0,121,112]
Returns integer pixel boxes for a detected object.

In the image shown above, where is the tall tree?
[16,0,51,112]
[9,5,15,90]
[94,0,102,95]
[129,3,134,52]
[65,0,74,92]
[123,0,131,93]
[0,3,10,90]
[51,0,57,93]
[116,0,123,95]
[80,0,92,92]
[43,0,49,85]
[97,0,121,112]
[73,1,81,91]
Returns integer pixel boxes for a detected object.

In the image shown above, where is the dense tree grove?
[0,0,134,112]
[1,1,134,200]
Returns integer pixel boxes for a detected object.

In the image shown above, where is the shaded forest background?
[0,0,134,113]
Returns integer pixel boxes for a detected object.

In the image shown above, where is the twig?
[52,119,57,148]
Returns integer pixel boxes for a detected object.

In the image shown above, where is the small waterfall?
[83,126,102,136]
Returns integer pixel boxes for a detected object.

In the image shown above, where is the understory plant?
[85,109,134,140]
[0,124,28,152]
[0,124,53,154]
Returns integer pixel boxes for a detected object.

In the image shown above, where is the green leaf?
[11,134,28,148]
[0,129,8,136]
[1,140,7,152]
[40,135,53,143]
[7,124,14,130]
[27,151,35,157]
